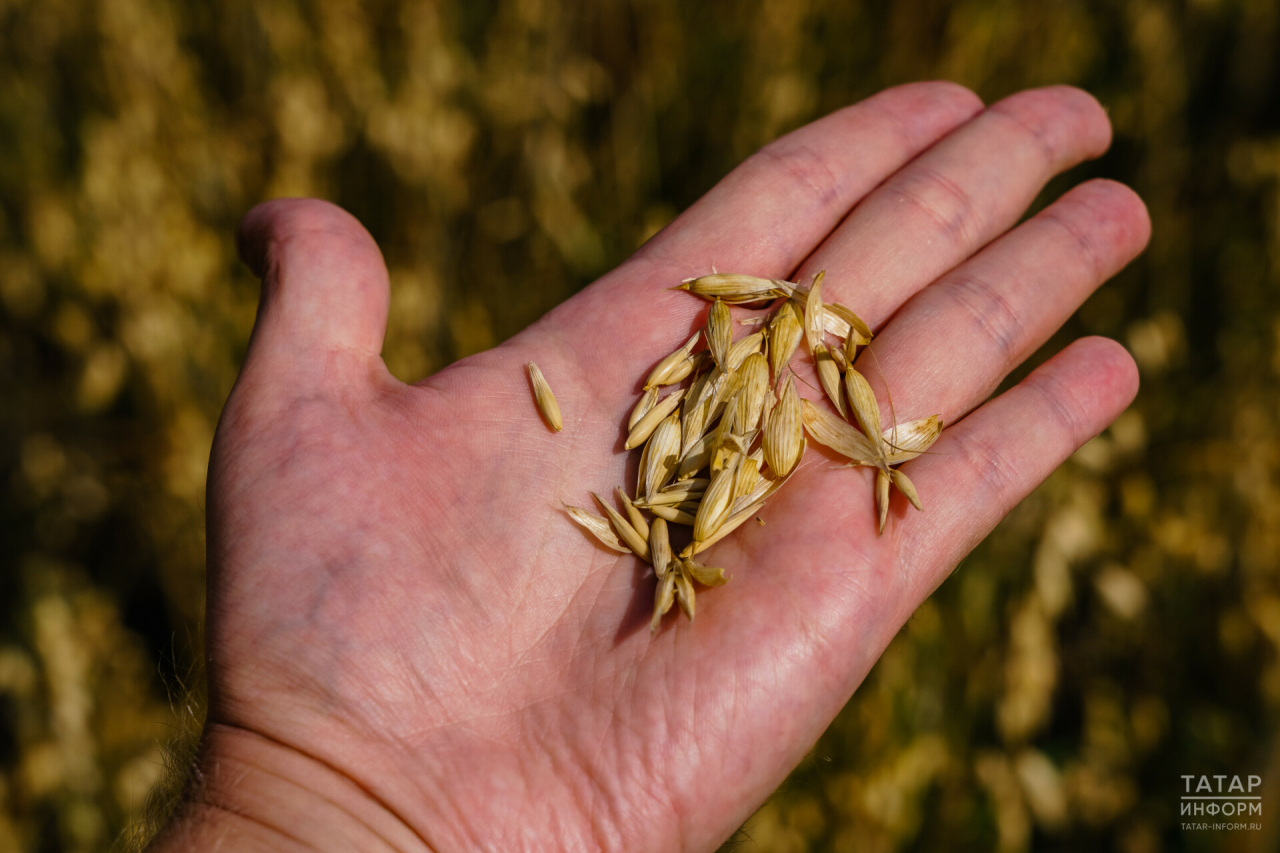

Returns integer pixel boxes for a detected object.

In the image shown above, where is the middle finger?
[797,85,1113,327]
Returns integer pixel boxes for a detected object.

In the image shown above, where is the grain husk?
[707,298,733,369]
[625,388,685,450]
[684,463,798,556]
[684,557,729,586]
[651,573,675,634]
[694,454,740,543]
[768,303,804,381]
[733,455,761,502]
[650,518,672,579]
[593,492,651,561]
[876,470,891,534]
[843,326,858,366]
[814,344,849,419]
[763,375,803,477]
[678,273,791,303]
[629,386,659,431]
[883,415,944,464]
[563,504,631,553]
[527,362,563,431]
[734,351,771,434]
[644,332,701,389]
[635,434,651,500]
[674,566,696,621]
[642,411,683,497]
[634,478,709,507]
[617,487,650,542]
[677,432,716,480]
[844,368,886,464]
[828,302,873,346]
[890,468,922,511]
[800,399,879,466]
[725,331,766,371]
[804,270,826,354]
[649,504,697,525]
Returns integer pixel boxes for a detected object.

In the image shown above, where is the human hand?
[151,82,1148,852]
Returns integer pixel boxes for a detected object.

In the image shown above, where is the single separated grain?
[527,362,562,431]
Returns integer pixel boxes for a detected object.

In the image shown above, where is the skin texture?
[148,82,1150,853]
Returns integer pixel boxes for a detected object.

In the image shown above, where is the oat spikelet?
[733,456,761,502]
[685,463,799,555]
[661,350,708,387]
[828,302,873,346]
[635,479,708,507]
[709,404,743,476]
[635,434,651,500]
[592,492,651,561]
[804,398,938,535]
[678,273,791,303]
[884,415,944,464]
[650,518,672,579]
[683,366,713,425]
[890,468,923,511]
[814,344,848,419]
[684,557,729,586]
[734,351,771,434]
[734,452,773,511]
[563,268,851,624]
[625,388,685,450]
[617,487,650,542]
[649,504,697,525]
[843,326,859,366]
[844,367,882,438]
[642,412,683,497]
[763,375,803,477]
[768,302,804,381]
[876,470,891,534]
[674,565,696,621]
[527,362,562,431]
[677,432,715,480]
[651,572,675,634]
[707,298,733,370]
[761,381,777,431]
[725,331,766,371]
[645,332,702,389]
[831,343,849,373]
[681,372,717,453]
[804,270,826,354]
[844,368,887,465]
[790,285,870,343]
[694,453,740,543]
[563,504,631,553]
[629,386,659,431]
[686,363,712,404]
[703,368,739,431]
[800,398,879,466]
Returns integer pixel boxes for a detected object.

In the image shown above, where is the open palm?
[158,83,1149,852]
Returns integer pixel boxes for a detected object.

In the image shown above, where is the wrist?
[146,723,431,853]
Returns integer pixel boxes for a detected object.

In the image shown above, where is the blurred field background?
[1,0,1278,850]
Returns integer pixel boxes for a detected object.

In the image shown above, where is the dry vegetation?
[1,0,1278,851]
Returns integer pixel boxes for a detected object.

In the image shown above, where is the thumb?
[236,198,390,389]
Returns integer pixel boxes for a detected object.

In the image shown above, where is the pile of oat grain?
[533,272,944,633]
